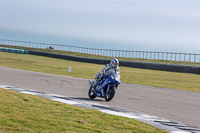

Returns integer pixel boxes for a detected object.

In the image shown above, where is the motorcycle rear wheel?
[88,85,96,99]
[105,86,116,101]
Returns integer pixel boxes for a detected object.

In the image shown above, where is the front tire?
[88,85,96,99]
[104,86,116,101]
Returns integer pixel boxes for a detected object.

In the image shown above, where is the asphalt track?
[0,66,200,129]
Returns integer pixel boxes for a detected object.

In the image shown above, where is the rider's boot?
[92,80,98,89]
[93,73,103,89]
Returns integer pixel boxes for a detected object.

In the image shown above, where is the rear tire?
[104,86,116,101]
[88,85,96,99]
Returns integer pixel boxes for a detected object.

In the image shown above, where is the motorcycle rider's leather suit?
[93,58,120,89]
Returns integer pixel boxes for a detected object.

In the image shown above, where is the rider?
[93,58,120,89]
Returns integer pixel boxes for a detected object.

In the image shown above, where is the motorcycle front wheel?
[105,86,116,101]
[88,85,96,99]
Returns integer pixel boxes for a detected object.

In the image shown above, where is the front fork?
[106,84,110,95]
[105,84,117,96]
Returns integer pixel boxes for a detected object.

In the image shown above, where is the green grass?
[0,88,168,133]
[0,52,200,92]
[1,44,200,66]
[0,46,197,133]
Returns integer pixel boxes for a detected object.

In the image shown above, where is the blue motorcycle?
[88,73,121,101]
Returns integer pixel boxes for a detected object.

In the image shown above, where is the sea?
[0,29,135,51]
[0,28,199,54]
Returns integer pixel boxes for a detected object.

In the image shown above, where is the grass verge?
[0,52,200,92]
[0,88,168,133]
[1,44,200,66]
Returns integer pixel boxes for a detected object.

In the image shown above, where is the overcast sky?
[0,0,200,52]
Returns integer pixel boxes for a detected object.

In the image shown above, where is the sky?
[0,0,200,53]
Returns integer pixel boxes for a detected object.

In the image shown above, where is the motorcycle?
[88,73,121,101]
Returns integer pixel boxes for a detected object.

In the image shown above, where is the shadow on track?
[69,97,103,102]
